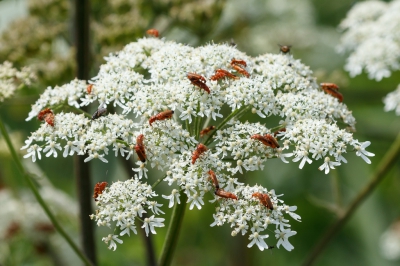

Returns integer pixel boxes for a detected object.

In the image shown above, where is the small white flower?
[148,201,165,215]
[102,234,123,251]
[142,215,165,237]
[162,189,181,208]
[318,157,341,174]
[292,151,312,169]
[120,222,137,237]
[132,161,148,179]
[187,192,205,210]
[247,230,269,251]
[23,144,43,162]
[275,229,297,251]
[355,141,374,164]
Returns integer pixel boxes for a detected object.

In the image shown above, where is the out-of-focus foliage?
[0,0,226,86]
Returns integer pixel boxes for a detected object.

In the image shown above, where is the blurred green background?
[1,0,399,265]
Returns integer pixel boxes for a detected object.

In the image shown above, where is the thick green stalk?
[302,131,400,266]
[158,193,188,266]
[0,119,93,266]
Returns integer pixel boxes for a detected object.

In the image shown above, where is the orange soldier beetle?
[86,84,93,94]
[230,59,250,77]
[148,110,174,126]
[37,108,55,127]
[135,134,146,162]
[264,134,280,148]
[208,169,219,189]
[215,188,238,200]
[191,143,208,164]
[200,125,216,137]
[93,182,108,201]
[252,192,274,210]
[210,69,239,81]
[250,134,280,148]
[320,83,343,102]
[187,72,210,94]
[146,28,159,37]
[231,58,247,67]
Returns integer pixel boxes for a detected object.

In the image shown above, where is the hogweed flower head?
[338,0,400,81]
[0,61,36,102]
[338,0,400,115]
[22,36,374,250]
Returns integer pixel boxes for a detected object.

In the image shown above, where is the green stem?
[269,124,286,133]
[330,170,342,208]
[152,175,167,189]
[204,106,250,146]
[66,105,92,118]
[0,120,93,266]
[302,131,400,266]
[158,193,188,266]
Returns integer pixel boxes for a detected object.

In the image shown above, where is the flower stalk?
[0,118,93,266]
[158,193,188,266]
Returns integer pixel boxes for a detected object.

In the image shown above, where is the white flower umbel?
[338,0,400,81]
[90,177,164,250]
[384,84,400,116]
[0,61,35,102]
[26,79,87,121]
[23,37,373,251]
[211,184,300,251]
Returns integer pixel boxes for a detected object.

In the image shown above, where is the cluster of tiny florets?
[22,36,374,251]
[90,177,164,250]
[338,0,400,81]
[383,82,400,116]
[0,61,36,102]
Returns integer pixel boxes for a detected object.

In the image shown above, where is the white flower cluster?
[383,84,400,116]
[26,79,87,121]
[282,119,374,173]
[0,61,36,102]
[338,0,400,81]
[89,177,165,250]
[211,185,300,251]
[23,37,374,251]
